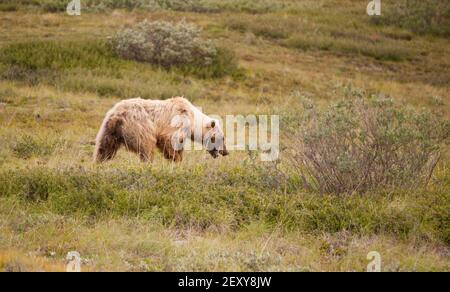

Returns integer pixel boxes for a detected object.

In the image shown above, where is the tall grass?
[10,134,65,159]
[0,41,122,71]
[0,39,236,98]
[1,0,291,13]
[283,34,415,61]
[371,0,450,37]
[0,164,448,244]
[0,0,449,271]
[224,14,417,62]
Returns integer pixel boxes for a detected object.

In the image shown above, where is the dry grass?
[1,210,448,271]
[0,1,449,271]
[0,250,67,272]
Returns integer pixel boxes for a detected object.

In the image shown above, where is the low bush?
[10,134,64,159]
[41,0,67,12]
[284,97,449,194]
[111,20,216,68]
[110,20,239,78]
[0,165,448,242]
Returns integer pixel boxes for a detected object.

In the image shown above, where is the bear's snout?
[208,149,219,158]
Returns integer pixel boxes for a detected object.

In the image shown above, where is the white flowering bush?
[111,20,217,69]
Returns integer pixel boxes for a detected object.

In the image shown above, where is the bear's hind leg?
[122,125,157,163]
[94,117,123,163]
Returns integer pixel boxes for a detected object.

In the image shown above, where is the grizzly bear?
[94,97,228,163]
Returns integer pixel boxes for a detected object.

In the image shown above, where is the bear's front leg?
[139,148,155,162]
[127,139,155,163]
[156,139,183,162]
[163,149,183,162]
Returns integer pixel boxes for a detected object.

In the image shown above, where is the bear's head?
[204,119,229,159]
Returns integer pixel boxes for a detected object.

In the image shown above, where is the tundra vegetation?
[0,0,449,271]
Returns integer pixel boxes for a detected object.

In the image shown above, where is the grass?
[2,208,447,271]
[7,0,302,14]
[0,4,19,12]
[0,39,241,98]
[371,0,450,37]
[225,14,418,61]
[10,134,65,159]
[283,34,415,61]
[0,40,122,70]
[2,165,449,242]
[0,0,449,271]
[0,40,205,99]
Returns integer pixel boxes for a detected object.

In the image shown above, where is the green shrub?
[41,0,67,12]
[111,20,216,68]
[11,135,64,159]
[110,20,239,78]
[0,166,448,242]
[284,97,449,194]
[0,165,284,225]
[371,0,450,37]
[414,189,450,245]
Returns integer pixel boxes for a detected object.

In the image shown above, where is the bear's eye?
[211,136,216,143]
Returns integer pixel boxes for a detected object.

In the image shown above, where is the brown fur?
[94,97,227,163]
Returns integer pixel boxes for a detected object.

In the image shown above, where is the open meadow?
[0,0,449,271]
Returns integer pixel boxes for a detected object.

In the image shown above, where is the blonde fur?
[94,97,227,163]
